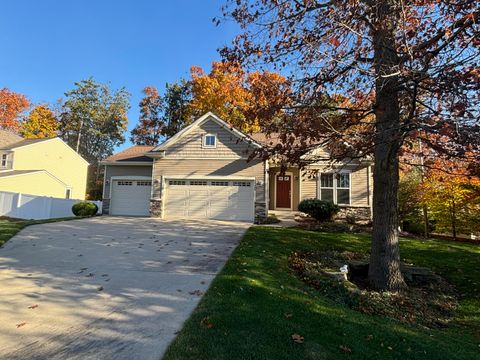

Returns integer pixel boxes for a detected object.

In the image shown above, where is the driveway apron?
[0,216,249,360]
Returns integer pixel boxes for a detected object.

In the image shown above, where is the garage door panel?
[111,180,151,216]
[165,179,254,222]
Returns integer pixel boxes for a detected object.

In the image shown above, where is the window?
[190,180,208,186]
[211,181,229,186]
[117,181,133,186]
[169,180,186,186]
[203,133,216,148]
[1,154,7,168]
[318,172,350,205]
[65,189,71,199]
[136,181,152,186]
[233,181,252,187]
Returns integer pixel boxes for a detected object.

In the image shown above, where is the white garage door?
[110,179,152,216]
[165,179,254,222]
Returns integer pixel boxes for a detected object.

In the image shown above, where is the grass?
[0,216,80,247]
[163,227,480,360]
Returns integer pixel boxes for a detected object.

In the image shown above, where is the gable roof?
[0,137,54,150]
[149,112,263,153]
[0,169,42,178]
[104,145,155,162]
[0,129,23,149]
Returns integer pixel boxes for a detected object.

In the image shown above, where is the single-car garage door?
[165,179,254,222]
[110,179,152,216]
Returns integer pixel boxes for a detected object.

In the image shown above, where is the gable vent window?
[203,133,216,148]
[318,172,350,205]
[1,154,7,168]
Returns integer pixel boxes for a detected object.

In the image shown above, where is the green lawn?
[163,227,480,360]
[0,217,79,247]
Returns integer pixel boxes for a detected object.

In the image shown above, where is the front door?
[276,174,291,208]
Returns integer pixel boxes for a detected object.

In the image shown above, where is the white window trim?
[1,154,8,168]
[202,133,217,148]
[317,171,351,206]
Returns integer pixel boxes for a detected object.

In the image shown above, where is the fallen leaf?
[28,304,38,309]
[16,322,26,328]
[97,286,104,291]
[189,290,203,296]
[339,345,352,353]
[200,317,214,328]
[284,313,293,319]
[291,334,304,343]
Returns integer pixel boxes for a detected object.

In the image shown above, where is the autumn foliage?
[21,104,59,138]
[189,61,291,132]
[0,88,30,130]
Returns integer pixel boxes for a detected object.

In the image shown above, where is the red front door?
[276,174,291,208]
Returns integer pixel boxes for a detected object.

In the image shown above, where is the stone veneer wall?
[255,201,267,224]
[336,207,372,222]
[150,199,162,217]
[102,199,110,215]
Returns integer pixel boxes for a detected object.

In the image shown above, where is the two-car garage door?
[164,179,255,222]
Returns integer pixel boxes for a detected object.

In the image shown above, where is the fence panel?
[0,191,101,220]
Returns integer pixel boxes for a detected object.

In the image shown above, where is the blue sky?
[0,0,238,151]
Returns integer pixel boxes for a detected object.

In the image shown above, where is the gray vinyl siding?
[103,165,152,199]
[152,158,266,202]
[164,118,256,158]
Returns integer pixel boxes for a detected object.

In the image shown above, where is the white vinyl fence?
[0,191,102,220]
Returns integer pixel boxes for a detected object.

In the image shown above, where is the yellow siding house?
[0,130,88,199]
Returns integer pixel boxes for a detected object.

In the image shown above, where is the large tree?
[189,61,291,132]
[0,88,30,130]
[130,81,192,145]
[59,78,130,199]
[220,0,480,290]
[59,78,130,163]
[21,104,59,138]
[162,80,193,138]
[130,86,164,145]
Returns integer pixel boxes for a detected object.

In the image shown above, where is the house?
[0,130,89,199]
[101,112,372,222]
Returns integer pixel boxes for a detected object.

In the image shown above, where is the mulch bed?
[289,250,458,328]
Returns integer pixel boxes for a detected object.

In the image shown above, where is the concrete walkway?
[0,217,249,360]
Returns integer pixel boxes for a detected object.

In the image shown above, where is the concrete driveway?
[0,217,250,360]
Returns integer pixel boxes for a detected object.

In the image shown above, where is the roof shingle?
[0,130,23,149]
[104,145,155,162]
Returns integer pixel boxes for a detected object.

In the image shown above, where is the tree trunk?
[422,205,429,238]
[75,119,84,153]
[368,0,406,291]
[451,201,457,240]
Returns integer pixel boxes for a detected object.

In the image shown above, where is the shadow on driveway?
[0,216,250,360]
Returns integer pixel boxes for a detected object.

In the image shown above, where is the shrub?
[72,202,98,217]
[298,198,340,221]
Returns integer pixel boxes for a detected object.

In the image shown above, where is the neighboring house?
[0,130,89,199]
[101,112,372,222]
